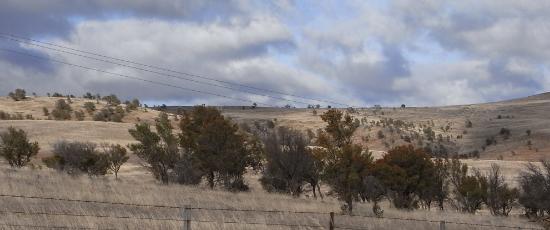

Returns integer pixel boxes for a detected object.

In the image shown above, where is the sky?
[1,0,550,107]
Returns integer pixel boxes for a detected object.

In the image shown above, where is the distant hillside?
[0,93,549,161]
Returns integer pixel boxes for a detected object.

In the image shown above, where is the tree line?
[0,106,549,221]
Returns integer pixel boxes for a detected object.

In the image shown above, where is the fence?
[0,193,544,230]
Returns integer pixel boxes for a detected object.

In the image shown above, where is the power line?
[0,35,316,107]
[0,33,353,107]
[0,47,275,107]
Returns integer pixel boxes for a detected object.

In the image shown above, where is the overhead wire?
[0,47,276,107]
[0,33,354,107]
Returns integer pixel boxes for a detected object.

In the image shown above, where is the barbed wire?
[336,213,544,230]
[0,210,182,222]
[0,223,100,229]
[191,218,325,228]
[0,194,181,210]
[0,193,328,215]
[188,206,330,215]
[0,193,544,230]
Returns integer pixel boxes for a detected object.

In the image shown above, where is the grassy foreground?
[0,166,542,230]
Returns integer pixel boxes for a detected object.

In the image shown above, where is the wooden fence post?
[439,221,446,230]
[329,212,334,230]
[182,206,191,230]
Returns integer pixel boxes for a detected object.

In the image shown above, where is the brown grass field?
[0,94,549,229]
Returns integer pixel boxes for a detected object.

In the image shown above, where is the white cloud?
[1,0,550,107]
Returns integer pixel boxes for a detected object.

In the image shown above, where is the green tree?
[179,106,256,190]
[0,127,39,167]
[372,145,436,209]
[128,112,178,184]
[104,144,129,179]
[449,158,487,213]
[317,109,371,213]
[8,88,26,101]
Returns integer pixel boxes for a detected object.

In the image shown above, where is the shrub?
[102,94,121,105]
[125,98,140,111]
[499,128,511,140]
[519,160,550,218]
[0,127,39,167]
[8,88,26,101]
[449,159,487,213]
[104,144,129,179]
[485,136,497,146]
[51,99,72,120]
[82,92,96,99]
[486,164,518,216]
[371,145,438,209]
[44,141,109,176]
[0,111,8,120]
[377,130,385,139]
[93,106,124,122]
[83,102,96,114]
[260,126,315,196]
[74,110,85,121]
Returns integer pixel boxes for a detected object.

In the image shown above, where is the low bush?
[93,106,125,122]
[83,102,96,114]
[519,160,550,218]
[74,110,85,121]
[44,141,110,176]
[51,99,72,120]
[0,127,39,167]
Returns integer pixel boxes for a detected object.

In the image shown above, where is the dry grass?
[0,166,543,230]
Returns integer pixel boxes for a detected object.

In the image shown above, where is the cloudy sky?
[1,0,549,107]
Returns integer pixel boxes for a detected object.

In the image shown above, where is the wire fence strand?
[0,193,544,230]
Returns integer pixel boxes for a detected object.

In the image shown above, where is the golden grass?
[0,166,543,230]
